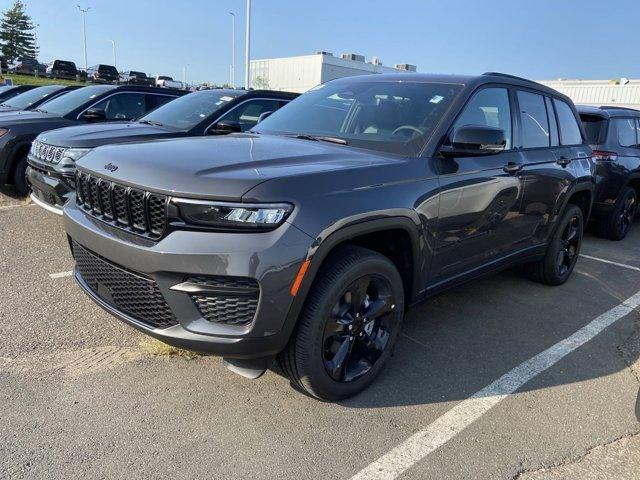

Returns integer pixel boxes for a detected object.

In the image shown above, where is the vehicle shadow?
[273,253,640,408]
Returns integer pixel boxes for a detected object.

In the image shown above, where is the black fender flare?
[555,180,595,232]
[281,215,424,339]
[6,139,33,178]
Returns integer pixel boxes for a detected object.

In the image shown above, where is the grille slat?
[72,241,177,329]
[75,172,167,239]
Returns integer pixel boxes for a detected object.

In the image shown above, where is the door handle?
[503,162,523,175]
[556,156,572,167]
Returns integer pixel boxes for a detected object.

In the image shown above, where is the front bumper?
[64,200,312,359]
[26,156,76,214]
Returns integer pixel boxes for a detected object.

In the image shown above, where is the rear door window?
[553,99,583,145]
[517,91,549,148]
[579,114,607,145]
[453,87,512,149]
[614,118,638,148]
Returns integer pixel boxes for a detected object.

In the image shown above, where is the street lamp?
[109,39,116,69]
[77,5,90,72]
[244,0,251,89]
[229,12,235,88]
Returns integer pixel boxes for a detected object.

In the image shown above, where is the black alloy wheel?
[556,214,580,278]
[322,275,397,383]
[616,191,636,238]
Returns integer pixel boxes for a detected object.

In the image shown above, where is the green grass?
[3,73,85,86]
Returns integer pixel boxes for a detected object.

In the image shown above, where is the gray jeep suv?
[64,73,594,400]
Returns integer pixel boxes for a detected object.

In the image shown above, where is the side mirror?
[257,111,274,123]
[441,125,506,157]
[208,120,242,135]
[81,108,107,122]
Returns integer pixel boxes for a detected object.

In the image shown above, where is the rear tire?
[12,153,29,197]
[524,204,584,286]
[597,187,636,241]
[279,245,405,401]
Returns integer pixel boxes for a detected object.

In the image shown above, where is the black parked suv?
[87,64,119,84]
[46,60,79,80]
[578,105,640,240]
[0,84,185,195]
[0,85,78,113]
[27,89,296,213]
[64,73,594,400]
[119,71,154,87]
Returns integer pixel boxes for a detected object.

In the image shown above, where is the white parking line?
[579,254,640,273]
[49,271,73,279]
[350,290,640,480]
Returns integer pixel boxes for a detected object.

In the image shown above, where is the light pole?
[77,5,90,72]
[229,12,235,88]
[109,39,116,69]
[244,0,251,89]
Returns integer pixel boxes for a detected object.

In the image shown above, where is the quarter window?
[553,99,583,145]
[517,91,549,148]
[453,87,512,149]
[614,118,638,148]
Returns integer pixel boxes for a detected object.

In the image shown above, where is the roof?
[576,104,640,118]
[327,72,563,96]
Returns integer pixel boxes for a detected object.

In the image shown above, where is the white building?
[538,78,640,109]
[249,52,417,93]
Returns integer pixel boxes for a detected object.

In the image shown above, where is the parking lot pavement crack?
[513,431,640,480]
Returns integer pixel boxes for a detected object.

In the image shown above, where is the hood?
[0,110,66,126]
[76,134,401,201]
[37,121,180,148]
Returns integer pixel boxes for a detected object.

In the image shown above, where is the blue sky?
[4,0,639,85]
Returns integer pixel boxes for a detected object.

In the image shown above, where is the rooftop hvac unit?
[395,64,417,72]
[341,53,365,62]
[316,51,333,56]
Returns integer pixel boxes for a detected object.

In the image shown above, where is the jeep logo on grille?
[104,163,119,172]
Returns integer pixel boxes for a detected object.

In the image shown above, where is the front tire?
[12,153,29,197]
[279,245,405,401]
[524,204,584,286]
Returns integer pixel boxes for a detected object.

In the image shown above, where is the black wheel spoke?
[363,296,392,320]
[327,335,354,381]
[349,277,370,314]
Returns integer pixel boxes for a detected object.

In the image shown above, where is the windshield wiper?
[0,103,9,107]
[293,134,348,145]
[138,119,164,127]
[35,108,49,114]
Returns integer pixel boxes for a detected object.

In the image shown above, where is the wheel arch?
[282,216,424,336]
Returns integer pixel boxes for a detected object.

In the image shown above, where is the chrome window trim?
[76,91,181,120]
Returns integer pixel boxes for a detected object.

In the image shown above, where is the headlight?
[173,199,293,231]
[63,148,92,162]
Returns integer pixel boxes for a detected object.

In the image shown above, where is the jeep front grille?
[75,171,167,239]
[30,140,67,164]
[72,241,177,329]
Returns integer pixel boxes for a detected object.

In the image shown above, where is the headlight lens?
[174,199,293,230]
[63,148,92,162]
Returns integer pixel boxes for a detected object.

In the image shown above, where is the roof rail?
[482,71,534,83]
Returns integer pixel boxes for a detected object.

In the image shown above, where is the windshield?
[254,79,463,156]
[3,85,64,109]
[37,85,114,116]
[139,90,238,130]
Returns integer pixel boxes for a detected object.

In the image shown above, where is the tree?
[0,1,38,62]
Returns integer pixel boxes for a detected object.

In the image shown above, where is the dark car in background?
[0,85,36,102]
[27,88,297,213]
[8,57,41,75]
[64,72,594,400]
[87,64,119,84]
[46,60,79,80]
[578,105,640,240]
[0,85,79,113]
[119,71,154,87]
[0,84,186,195]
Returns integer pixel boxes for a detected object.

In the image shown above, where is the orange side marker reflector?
[290,259,311,297]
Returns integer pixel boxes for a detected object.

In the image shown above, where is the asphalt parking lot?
[1,192,639,480]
